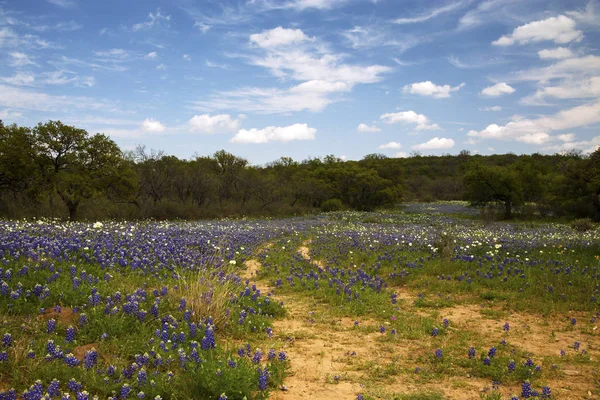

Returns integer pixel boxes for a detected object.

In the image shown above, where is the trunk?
[68,202,79,221]
[504,199,512,220]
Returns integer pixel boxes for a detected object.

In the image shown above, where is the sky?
[1,0,599,164]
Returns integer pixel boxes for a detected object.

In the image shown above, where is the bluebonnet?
[64,353,79,367]
[435,349,442,358]
[65,326,75,343]
[47,319,56,334]
[258,367,268,390]
[468,347,475,358]
[252,349,263,364]
[541,386,551,398]
[522,381,533,398]
[1,334,12,348]
[83,348,97,369]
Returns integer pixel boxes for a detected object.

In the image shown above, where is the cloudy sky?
[1,0,599,163]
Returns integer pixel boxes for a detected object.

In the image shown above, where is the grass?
[1,211,599,399]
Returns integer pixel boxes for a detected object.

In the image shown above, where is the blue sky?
[1,0,599,164]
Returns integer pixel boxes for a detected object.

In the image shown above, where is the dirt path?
[243,240,599,399]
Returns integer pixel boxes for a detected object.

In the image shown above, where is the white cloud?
[357,123,381,133]
[415,123,441,131]
[194,22,211,33]
[538,47,574,60]
[522,76,600,104]
[46,0,76,8]
[291,80,350,93]
[566,1,600,26]
[480,106,502,111]
[543,136,600,154]
[250,0,348,11]
[0,72,35,86]
[558,133,576,142]
[156,63,167,70]
[492,15,583,46]
[230,123,316,144]
[510,56,600,88]
[0,83,123,113]
[412,137,455,150]
[132,9,171,32]
[146,52,158,59]
[481,82,515,96]
[468,102,600,145]
[395,151,409,158]
[0,109,22,120]
[196,27,391,114]
[380,110,441,131]
[188,114,240,134]
[250,26,313,49]
[192,86,339,114]
[403,81,465,98]
[380,111,428,125]
[536,101,600,130]
[394,1,466,24]
[378,141,401,149]
[9,52,36,67]
[183,54,191,61]
[141,118,165,132]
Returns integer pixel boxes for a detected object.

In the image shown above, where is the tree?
[0,122,38,194]
[34,121,136,220]
[464,162,523,219]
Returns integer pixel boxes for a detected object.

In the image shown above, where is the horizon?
[1,0,599,164]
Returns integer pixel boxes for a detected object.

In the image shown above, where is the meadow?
[0,204,598,399]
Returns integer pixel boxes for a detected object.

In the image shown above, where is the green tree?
[34,121,136,220]
[0,121,38,194]
[464,162,523,219]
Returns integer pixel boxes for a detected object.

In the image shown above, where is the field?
[0,205,599,399]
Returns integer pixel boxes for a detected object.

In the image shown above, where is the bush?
[321,198,344,212]
[571,217,594,232]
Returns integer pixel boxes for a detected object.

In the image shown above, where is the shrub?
[321,198,344,212]
[571,217,594,232]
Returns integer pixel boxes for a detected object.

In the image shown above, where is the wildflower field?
[0,206,599,399]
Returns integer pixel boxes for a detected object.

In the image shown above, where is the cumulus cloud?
[403,81,465,98]
[543,135,600,154]
[395,151,409,158]
[522,76,600,104]
[195,27,391,114]
[380,111,441,131]
[357,123,381,133]
[188,114,240,133]
[378,141,401,149]
[538,47,574,60]
[468,101,600,145]
[145,52,158,59]
[141,118,165,132]
[380,110,427,125]
[412,137,455,150]
[558,133,576,142]
[250,26,313,48]
[481,82,515,96]
[230,123,316,143]
[492,15,583,46]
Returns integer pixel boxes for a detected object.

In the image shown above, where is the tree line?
[1,120,599,221]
